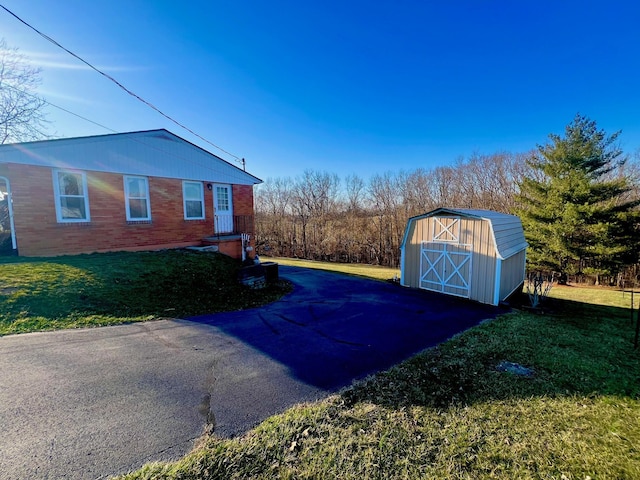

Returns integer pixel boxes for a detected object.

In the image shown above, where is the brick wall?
[232,184,256,251]
[232,184,255,217]
[5,163,255,258]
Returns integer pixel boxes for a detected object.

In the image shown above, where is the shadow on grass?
[342,296,640,410]
[0,250,290,335]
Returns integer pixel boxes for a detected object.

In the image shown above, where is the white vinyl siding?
[53,169,90,222]
[183,181,204,220]
[124,176,151,221]
[0,130,261,186]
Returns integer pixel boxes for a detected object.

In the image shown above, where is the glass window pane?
[60,197,86,219]
[184,183,201,200]
[216,187,229,211]
[129,199,148,219]
[128,178,145,198]
[59,172,82,195]
[186,200,203,218]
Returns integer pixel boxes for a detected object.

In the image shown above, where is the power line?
[46,102,115,133]
[0,3,245,165]
[2,82,118,134]
[3,83,252,176]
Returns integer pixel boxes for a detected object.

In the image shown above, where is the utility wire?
[0,3,245,165]
[3,83,252,175]
[45,101,116,133]
[2,82,116,135]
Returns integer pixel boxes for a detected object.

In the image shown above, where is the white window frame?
[123,175,151,221]
[53,169,91,223]
[182,181,205,220]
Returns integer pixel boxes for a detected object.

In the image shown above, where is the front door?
[213,184,233,234]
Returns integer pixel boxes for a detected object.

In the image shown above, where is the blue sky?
[1,1,639,181]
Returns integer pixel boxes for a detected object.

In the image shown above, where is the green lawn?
[116,262,640,480]
[267,256,400,282]
[0,250,290,336]
[550,283,640,309]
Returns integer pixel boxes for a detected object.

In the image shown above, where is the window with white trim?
[124,176,151,221]
[53,170,90,222]
[183,181,204,219]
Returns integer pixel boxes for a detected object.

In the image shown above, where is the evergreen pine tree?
[517,114,640,283]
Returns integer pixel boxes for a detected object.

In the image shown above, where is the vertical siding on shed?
[401,217,427,288]
[459,217,497,305]
[402,215,498,305]
[499,249,526,300]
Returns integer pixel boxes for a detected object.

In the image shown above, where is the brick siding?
[5,163,255,258]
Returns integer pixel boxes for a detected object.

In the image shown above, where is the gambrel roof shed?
[400,208,527,306]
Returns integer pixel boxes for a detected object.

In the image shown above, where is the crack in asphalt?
[258,311,280,334]
[311,326,368,347]
[202,362,217,435]
[137,323,182,350]
[274,310,368,347]
[275,312,307,327]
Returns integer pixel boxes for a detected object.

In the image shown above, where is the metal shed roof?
[400,207,527,260]
[0,129,262,185]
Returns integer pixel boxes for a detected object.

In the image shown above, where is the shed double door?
[420,241,472,298]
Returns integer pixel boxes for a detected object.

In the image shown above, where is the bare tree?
[369,172,404,266]
[0,38,48,144]
[255,177,295,256]
[289,170,340,259]
[253,152,571,269]
[401,168,437,216]
[344,174,365,212]
[456,152,526,212]
[430,165,460,207]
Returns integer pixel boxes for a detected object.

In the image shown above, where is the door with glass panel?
[213,184,233,233]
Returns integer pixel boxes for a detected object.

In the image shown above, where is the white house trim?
[0,176,17,250]
[52,169,91,223]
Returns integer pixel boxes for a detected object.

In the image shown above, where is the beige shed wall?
[401,218,426,289]
[499,249,526,300]
[402,215,498,304]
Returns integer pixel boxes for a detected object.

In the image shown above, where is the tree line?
[256,152,534,266]
[255,115,640,285]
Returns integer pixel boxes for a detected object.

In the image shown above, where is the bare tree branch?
[0,38,49,144]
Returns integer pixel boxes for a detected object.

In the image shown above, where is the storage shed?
[400,208,527,306]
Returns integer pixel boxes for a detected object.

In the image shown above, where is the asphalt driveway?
[0,265,501,479]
